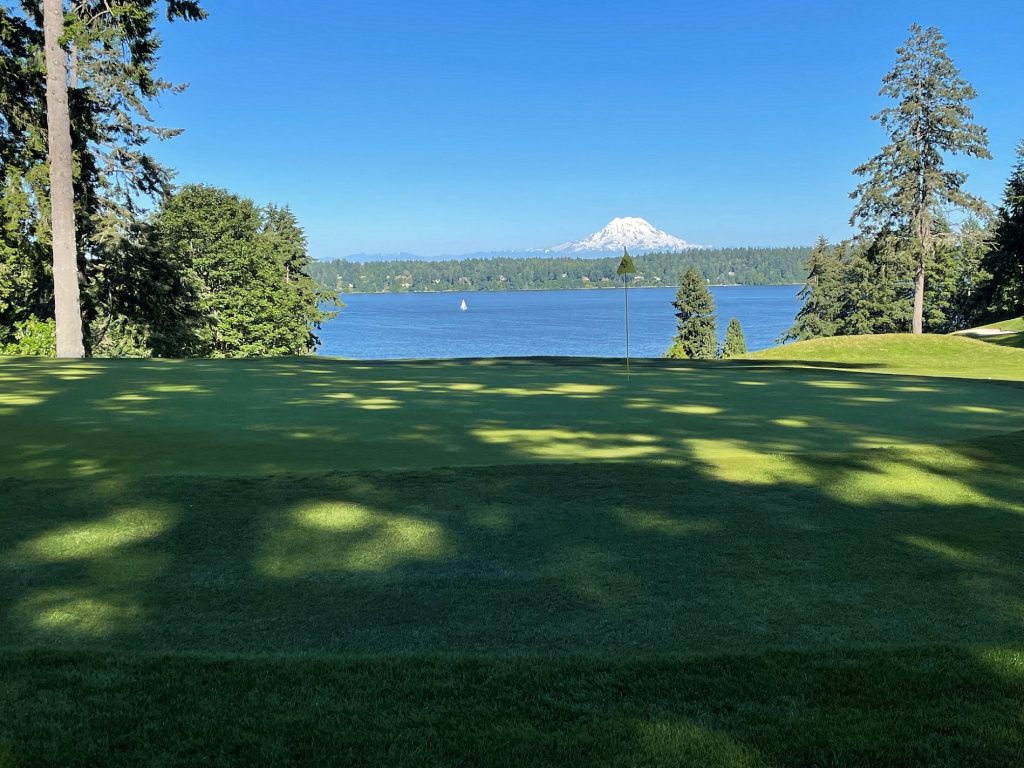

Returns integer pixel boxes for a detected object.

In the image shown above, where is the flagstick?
[624,272,630,381]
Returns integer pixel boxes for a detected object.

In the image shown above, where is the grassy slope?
[976,316,1024,331]
[950,317,1024,350]
[747,332,1024,378]
[1,341,1024,766]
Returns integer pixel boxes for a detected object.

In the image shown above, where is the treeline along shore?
[308,247,812,293]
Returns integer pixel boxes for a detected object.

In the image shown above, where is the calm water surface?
[317,285,800,359]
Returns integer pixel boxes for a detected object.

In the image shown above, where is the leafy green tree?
[977,141,1024,321]
[721,318,746,358]
[0,315,55,355]
[151,185,337,357]
[850,24,990,334]
[784,235,845,341]
[666,267,716,359]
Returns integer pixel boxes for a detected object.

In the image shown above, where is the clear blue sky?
[151,0,1023,258]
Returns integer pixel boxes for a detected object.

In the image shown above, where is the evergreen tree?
[923,216,990,332]
[784,235,844,341]
[838,237,913,335]
[850,24,990,334]
[721,318,746,357]
[977,141,1024,321]
[665,267,716,359]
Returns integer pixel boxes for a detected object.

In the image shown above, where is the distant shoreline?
[335,283,802,296]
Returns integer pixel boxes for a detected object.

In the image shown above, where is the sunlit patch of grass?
[827,445,994,509]
[0,391,55,406]
[10,507,173,564]
[684,438,815,485]
[939,404,1007,415]
[661,404,724,415]
[17,589,141,637]
[258,501,451,576]
[471,427,663,460]
[901,535,1003,572]
[149,384,209,394]
[355,397,401,410]
[323,391,356,400]
[614,509,719,537]
[773,417,809,428]
[805,380,867,390]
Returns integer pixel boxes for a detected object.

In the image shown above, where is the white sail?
[460,299,467,311]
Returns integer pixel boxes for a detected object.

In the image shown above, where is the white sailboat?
[460,299,467,311]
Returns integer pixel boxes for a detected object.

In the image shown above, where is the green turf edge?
[746,333,1024,380]
[1,646,1022,768]
[972,317,1024,332]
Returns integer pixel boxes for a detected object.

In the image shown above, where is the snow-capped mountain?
[549,217,699,254]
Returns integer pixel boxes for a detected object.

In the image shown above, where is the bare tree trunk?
[912,260,925,334]
[43,0,85,358]
[911,209,929,335]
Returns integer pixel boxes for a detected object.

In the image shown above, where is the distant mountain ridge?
[329,217,697,262]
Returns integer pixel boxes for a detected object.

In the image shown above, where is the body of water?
[317,285,800,359]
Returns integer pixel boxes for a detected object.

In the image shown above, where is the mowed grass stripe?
[2,646,1023,767]
[2,432,1021,656]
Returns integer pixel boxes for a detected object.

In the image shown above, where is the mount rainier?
[548,217,700,254]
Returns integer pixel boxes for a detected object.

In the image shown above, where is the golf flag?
[618,248,634,380]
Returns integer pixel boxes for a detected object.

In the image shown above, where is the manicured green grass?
[954,317,1024,349]
[4,647,1024,767]
[1,339,1023,765]
[975,316,1024,331]
[747,333,1024,379]
[2,352,1023,478]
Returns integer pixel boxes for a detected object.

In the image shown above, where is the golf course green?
[1,333,1023,766]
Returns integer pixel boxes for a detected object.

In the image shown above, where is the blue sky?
[151,0,1023,258]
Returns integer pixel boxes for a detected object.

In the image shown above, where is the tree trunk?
[912,260,925,334]
[43,0,85,358]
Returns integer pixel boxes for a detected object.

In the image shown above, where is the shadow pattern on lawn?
[1,357,1023,764]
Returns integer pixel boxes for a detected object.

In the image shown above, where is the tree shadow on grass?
[1,434,1022,656]
[1,356,1022,479]
[1,357,1023,763]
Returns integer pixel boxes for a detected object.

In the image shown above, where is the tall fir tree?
[977,141,1024,321]
[665,267,717,360]
[784,235,844,341]
[850,24,990,334]
[4,0,204,356]
[721,318,746,358]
